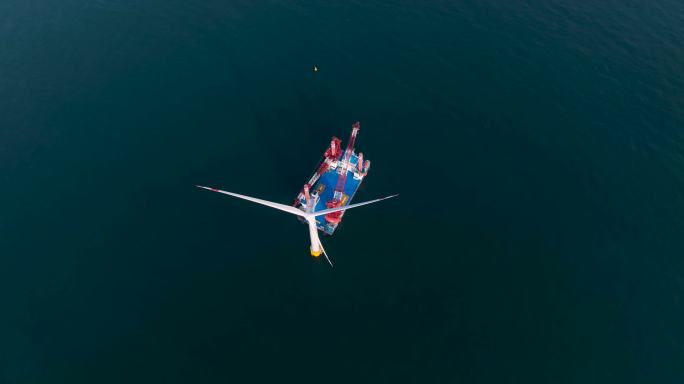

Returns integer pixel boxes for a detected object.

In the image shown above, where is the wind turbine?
[196,185,397,267]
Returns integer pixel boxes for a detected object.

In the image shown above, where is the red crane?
[325,122,360,223]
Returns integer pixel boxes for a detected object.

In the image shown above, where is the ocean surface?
[2,1,683,382]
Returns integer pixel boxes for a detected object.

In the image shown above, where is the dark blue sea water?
[2,1,683,382]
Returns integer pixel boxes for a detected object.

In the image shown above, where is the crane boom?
[333,122,360,200]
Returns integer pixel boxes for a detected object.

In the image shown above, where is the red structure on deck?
[303,183,311,207]
[325,121,360,224]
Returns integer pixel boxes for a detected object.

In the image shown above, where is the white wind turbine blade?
[196,185,306,217]
[318,240,333,267]
[305,216,332,267]
[308,194,398,217]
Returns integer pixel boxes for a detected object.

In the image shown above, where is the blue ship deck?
[295,153,365,235]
